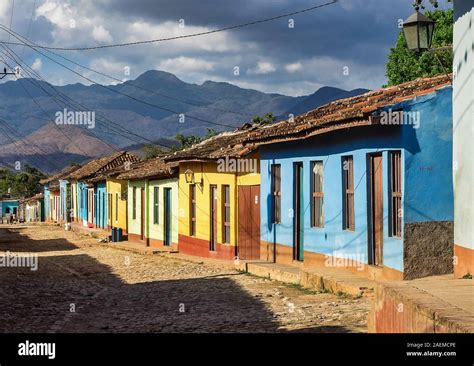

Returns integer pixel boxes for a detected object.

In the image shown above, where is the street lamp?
[403,11,436,52]
[184,169,194,184]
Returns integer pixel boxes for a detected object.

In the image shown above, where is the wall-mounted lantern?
[403,11,436,52]
[184,169,194,184]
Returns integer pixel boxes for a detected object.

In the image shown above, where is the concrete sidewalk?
[369,275,474,333]
[235,260,473,333]
[235,260,375,298]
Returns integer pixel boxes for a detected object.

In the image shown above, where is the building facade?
[453,0,474,277]
[167,129,261,260]
[250,75,453,280]
[118,158,179,249]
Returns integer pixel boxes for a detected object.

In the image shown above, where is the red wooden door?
[238,185,260,260]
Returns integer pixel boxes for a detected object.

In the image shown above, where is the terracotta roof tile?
[116,158,178,180]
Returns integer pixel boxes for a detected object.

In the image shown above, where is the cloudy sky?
[0,0,452,96]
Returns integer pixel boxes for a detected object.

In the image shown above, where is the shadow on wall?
[0,229,354,333]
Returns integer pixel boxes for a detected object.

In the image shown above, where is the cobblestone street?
[0,225,369,333]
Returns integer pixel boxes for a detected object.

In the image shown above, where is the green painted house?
[117,158,179,250]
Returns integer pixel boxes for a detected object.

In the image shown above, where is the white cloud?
[92,25,112,43]
[31,58,43,71]
[285,62,302,73]
[158,56,215,74]
[248,61,276,75]
[125,21,244,53]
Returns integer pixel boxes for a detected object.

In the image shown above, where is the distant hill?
[0,123,115,173]
[0,70,369,173]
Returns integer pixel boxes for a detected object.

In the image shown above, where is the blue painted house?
[0,197,19,217]
[40,165,81,223]
[245,75,453,281]
[66,151,141,230]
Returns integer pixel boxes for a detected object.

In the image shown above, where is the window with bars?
[153,187,159,225]
[390,151,402,237]
[342,156,355,230]
[190,184,196,236]
[132,187,136,220]
[271,164,281,224]
[311,161,324,228]
[222,185,231,243]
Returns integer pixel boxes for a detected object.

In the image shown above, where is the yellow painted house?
[166,128,260,260]
[117,158,179,250]
[106,178,129,233]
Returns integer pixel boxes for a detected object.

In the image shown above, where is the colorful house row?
[163,74,454,280]
[37,74,458,281]
[63,151,141,234]
[40,165,81,223]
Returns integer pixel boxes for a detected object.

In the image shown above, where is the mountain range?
[0,70,369,173]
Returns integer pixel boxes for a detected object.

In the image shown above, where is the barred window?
[342,156,355,230]
[271,164,281,224]
[311,161,324,228]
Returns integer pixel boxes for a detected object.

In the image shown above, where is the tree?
[385,9,453,86]
[143,144,167,160]
[174,128,218,150]
[0,165,46,198]
[251,112,276,125]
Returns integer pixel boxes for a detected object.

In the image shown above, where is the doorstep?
[236,260,375,298]
[70,222,109,240]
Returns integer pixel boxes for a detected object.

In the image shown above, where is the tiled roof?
[166,124,259,162]
[20,193,44,204]
[39,164,81,185]
[67,151,141,181]
[243,74,452,145]
[116,158,179,180]
[164,75,451,160]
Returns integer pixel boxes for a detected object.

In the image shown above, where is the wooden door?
[140,188,145,240]
[369,154,383,266]
[87,189,94,226]
[238,185,261,260]
[210,185,218,251]
[293,163,304,261]
[163,188,172,246]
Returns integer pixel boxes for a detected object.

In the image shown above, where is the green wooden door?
[293,162,304,261]
[164,188,172,246]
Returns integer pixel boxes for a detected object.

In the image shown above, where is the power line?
[1,21,253,121]
[2,1,337,51]
[0,43,169,151]
[0,26,239,129]
[20,0,37,57]
[0,117,63,170]
[0,47,117,155]
[7,0,14,43]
